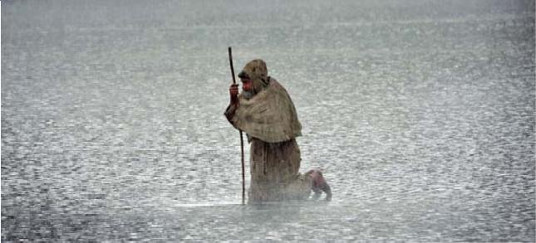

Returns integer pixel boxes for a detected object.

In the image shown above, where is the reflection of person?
[225,59,331,203]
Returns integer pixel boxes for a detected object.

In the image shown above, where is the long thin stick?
[228,47,246,205]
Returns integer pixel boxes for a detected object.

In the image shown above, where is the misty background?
[2,0,535,241]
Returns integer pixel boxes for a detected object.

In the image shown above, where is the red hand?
[229,84,239,105]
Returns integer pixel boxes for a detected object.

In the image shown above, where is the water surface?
[2,0,535,241]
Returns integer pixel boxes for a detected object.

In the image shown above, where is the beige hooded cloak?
[225,59,312,203]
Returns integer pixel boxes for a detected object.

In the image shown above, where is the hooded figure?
[225,59,331,203]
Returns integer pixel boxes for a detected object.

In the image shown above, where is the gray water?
[2,0,535,241]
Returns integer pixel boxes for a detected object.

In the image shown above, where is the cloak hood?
[238,59,270,95]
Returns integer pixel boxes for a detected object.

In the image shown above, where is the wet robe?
[225,78,311,203]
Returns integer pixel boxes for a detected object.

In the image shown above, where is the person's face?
[241,78,253,91]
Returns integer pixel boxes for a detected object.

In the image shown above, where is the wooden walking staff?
[228,47,246,205]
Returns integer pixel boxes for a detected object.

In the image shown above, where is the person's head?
[238,59,269,99]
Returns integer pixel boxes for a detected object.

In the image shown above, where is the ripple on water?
[2,0,535,241]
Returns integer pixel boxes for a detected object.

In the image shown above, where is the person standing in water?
[225,59,331,203]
